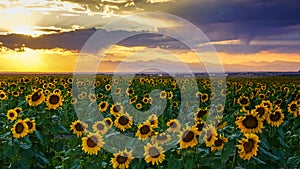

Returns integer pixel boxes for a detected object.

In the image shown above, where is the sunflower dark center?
[87,136,98,147]
[119,116,129,125]
[240,98,248,105]
[156,135,167,141]
[206,130,213,141]
[97,124,104,130]
[32,92,41,102]
[196,123,205,132]
[105,119,112,126]
[0,94,5,98]
[214,138,223,147]
[49,95,59,104]
[242,115,258,129]
[9,112,15,117]
[275,100,282,105]
[26,121,33,129]
[75,123,84,131]
[140,125,150,134]
[201,95,207,100]
[259,94,265,99]
[170,122,177,128]
[243,139,255,153]
[16,123,25,134]
[270,111,281,121]
[149,147,160,158]
[290,104,297,111]
[116,155,128,164]
[182,131,194,142]
[113,105,121,112]
[264,103,271,109]
[15,109,21,113]
[100,103,106,109]
[256,107,265,116]
[197,110,207,118]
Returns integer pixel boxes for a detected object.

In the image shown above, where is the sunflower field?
[0,75,300,169]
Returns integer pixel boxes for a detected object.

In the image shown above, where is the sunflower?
[210,134,228,152]
[45,92,63,110]
[105,84,111,91]
[193,121,205,133]
[70,98,77,104]
[266,108,284,127]
[93,121,108,135]
[172,101,178,108]
[7,109,18,121]
[236,110,263,134]
[273,99,282,106]
[14,107,22,114]
[129,96,138,104]
[237,95,250,107]
[261,100,273,111]
[152,133,171,145]
[23,118,36,134]
[82,133,104,155]
[114,88,122,95]
[110,103,124,116]
[166,119,181,133]
[159,91,167,99]
[136,103,142,109]
[144,143,165,165]
[126,88,134,96]
[215,104,224,113]
[115,113,133,131]
[167,91,173,100]
[194,108,208,121]
[111,149,134,169]
[287,101,298,115]
[88,94,97,102]
[258,93,265,100]
[11,119,29,139]
[178,125,200,149]
[201,93,209,102]
[97,93,104,99]
[254,104,269,119]
[0,90,8,100]
[99,101,109,112]
[105,118,113,127]
[237,133,260,160]
[70,120,88,137]
[136,121,153,140]
[203,125,218,147]
[11,91,20,97]
[26,89,45,107]
[147,114,159,128]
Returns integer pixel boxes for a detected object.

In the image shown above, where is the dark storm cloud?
[166,0,300,43]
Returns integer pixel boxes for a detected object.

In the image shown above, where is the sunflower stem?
[231,148,237,169]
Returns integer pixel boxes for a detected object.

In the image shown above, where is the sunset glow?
[0,0,299,72]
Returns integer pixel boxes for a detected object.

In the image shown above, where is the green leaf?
[3,144,17,159]
[0,131,11,138]
[259,147,279,160]
[36,152,50,164]
[131,159,145,169]
[35,130,44,145]
[221,140,235,163]
[252,157,266,165]
[19,142,32,150]
[287,156,300,168]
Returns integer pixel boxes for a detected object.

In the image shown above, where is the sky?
[0,0,300,73]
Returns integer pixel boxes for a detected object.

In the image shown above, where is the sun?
[1,6,42,37]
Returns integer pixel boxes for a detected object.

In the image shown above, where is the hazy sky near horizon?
[0,0,300,72]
